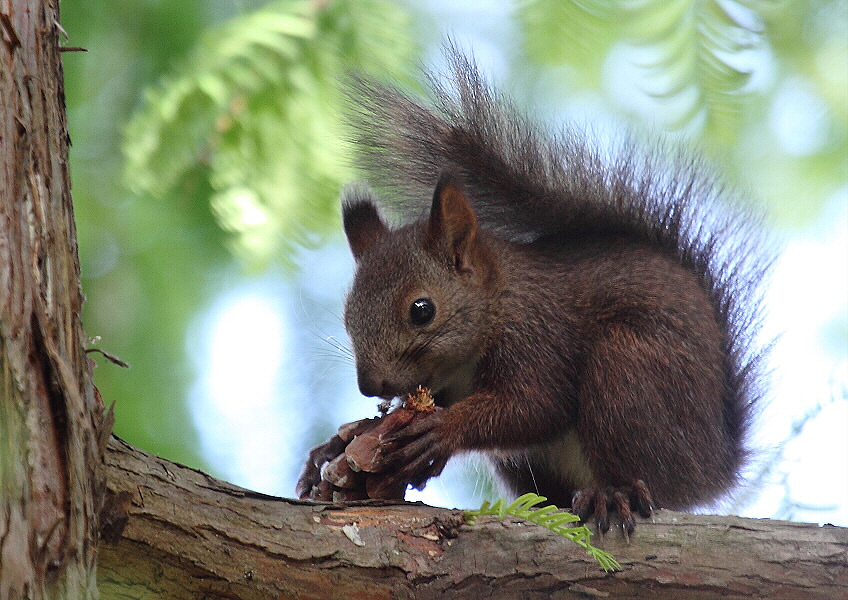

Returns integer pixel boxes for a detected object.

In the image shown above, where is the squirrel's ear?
[342,186,388,260]
[426,170,478,274]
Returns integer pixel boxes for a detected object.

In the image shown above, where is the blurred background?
[61,0,846,525]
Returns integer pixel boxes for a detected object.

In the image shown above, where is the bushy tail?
[345,45,772,474]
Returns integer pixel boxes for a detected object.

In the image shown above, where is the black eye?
[409,298,435,327]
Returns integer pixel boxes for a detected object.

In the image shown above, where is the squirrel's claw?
[572,480,654,536]
[295,434,347,499]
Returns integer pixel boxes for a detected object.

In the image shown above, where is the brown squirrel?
[298,50,768,533]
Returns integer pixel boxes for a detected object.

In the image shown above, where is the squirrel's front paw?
[571,480,653,536]
[381,410,454,490]
[295,435,347,499]
[295,417,377,499]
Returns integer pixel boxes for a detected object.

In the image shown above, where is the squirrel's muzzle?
[356,366,400,399]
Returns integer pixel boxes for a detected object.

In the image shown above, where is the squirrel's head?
[342,171,499,403]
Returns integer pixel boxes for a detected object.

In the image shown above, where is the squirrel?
[298,49,769,534]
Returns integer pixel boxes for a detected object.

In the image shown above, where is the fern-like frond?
[519,0,769,141]
[624,0,765,140]
[518,0,624,88]
[123,0,416,268]
[464,493,622,572]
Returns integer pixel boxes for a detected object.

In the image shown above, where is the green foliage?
[520,0,767,141]
[625,0,765,141]
[519,0,623,88]
[464,493,622,572]
[752,0,848,225]
[62,0,234,469]
[123,0,416,268]
[518,0,847,225]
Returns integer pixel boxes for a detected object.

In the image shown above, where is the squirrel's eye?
[409,298,435,327]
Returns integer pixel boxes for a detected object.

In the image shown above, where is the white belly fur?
[489,429,596,490]
[528,430,595,489]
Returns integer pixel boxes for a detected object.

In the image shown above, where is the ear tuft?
[342,185,388,260]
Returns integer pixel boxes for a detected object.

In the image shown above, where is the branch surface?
[99,437,848,599]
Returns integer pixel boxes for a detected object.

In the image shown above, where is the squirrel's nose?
[356,369,385,398]
[356,367,399,398]
[357,377,382,398]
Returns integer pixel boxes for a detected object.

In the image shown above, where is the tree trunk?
[99,437,848,600]
[0,1,106,599]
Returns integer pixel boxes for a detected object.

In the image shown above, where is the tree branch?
[99,436,848,599]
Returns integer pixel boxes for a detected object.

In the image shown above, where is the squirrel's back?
[342,47,770,514]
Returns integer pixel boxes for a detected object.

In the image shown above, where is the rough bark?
[99,437,848,600]
[0,1,106,598]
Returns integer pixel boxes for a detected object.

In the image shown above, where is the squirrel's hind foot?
[572,480,653,536]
